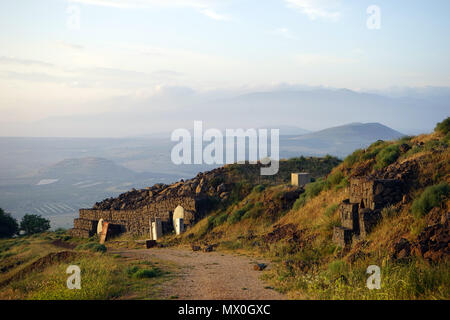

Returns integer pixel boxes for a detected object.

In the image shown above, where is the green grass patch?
[411,183,450,218]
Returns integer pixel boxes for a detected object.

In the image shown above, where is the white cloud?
[199,8,230,21]
[67,0,230,20]
[295,53,356,65]
[285,0,341,21]
[272,27,297,40]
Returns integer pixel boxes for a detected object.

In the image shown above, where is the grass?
[411,182,450,218]
[0,232,173,300]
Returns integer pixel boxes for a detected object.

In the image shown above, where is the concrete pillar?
[152,218,162,240]
[175,218,184,235]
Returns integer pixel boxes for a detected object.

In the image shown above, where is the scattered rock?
[191,245,201,252]
[203,245,214,252]
[392,238,411,260]
[253,263,267,271]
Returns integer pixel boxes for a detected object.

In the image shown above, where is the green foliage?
[227,203,254,224]
[0,208,19,238]
[19,214,50,235]
[76,242,107,253]
[213,212,228,227]
[292,179,328,211]
[293,195,307,211]
[411,183,450,218]
[324,204,339,218]
[375,144,400,169]
[252,184,266,193]
[242,202,263,220]
[132,268,162,279]
[327,260,349,277]
[326,171,344,186]
[435,117,450,135]
[343,149,364,167]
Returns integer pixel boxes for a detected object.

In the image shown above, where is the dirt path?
[118,247,286,300]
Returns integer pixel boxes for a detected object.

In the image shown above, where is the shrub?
[0,208,19,238]
[292,179,327,210]
[375,144,400,169]
[411,183,450,218]
[325,171,344,189]
[252,185,266,193]
[435,117,450,135]
[76,242,107,253]
[213,213,228,227]
[132,268,162,279]
[343,149,363,167]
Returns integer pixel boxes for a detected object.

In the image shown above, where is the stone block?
[339,200,360,234]
[291,173,311,187]
[359,208,382,238]
[333,227,353,247]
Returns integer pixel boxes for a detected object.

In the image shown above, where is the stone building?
[291,173,311,187]
[333,177,403,247]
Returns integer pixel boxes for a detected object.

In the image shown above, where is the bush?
[213,212,228,227]
[20,214,50,235]
[132,268,162,279]
[343,149,363,167]
[252,185,266,193]
[435,117,450,135]
[411,183,450,218]
[375,144,400,169]
[293,179,327,210]
[76,242,107,253]
[325,171,344,189]
[0,208,19,238]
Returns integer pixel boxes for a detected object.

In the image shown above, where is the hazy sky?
[0,0,449,126]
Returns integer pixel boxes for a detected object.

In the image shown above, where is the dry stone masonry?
[69,167,232,239]
[333,177,404,247]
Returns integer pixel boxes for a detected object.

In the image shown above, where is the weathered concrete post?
[175,218,184,235]
[152,218,163,240]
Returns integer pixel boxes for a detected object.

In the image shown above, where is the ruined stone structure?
[333,177,404,247]
[70,195,212,238]
[69,166,234,239]
[291,173,311,187]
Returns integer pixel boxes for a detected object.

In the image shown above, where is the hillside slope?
[177,118,450,299]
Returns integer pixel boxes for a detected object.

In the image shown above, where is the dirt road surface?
[119,247,286,300]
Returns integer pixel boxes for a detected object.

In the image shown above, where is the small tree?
[0,208,19,238]
[435,117,450,135]
[20,214,50,235]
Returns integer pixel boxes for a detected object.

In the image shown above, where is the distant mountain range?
[279,122,404,158]
[1,87,447,137]
[0,121,408,228]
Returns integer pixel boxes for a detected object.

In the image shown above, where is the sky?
[0,0,449,133]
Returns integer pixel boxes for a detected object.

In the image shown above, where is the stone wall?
[350,178,404,210]
[69,196,211,238]
[333,177,403,247]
